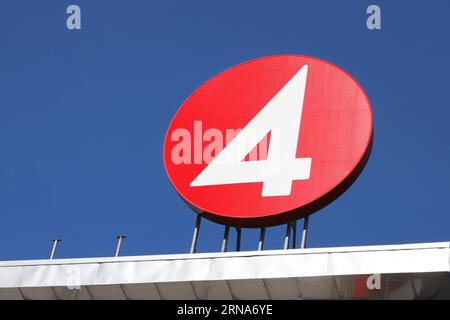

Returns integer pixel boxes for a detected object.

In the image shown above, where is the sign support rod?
[235,227,241,252]
[258,227,266,251]
[291,221,297,249]
[221,226,230,252]
[190,215,202,253]
[283,223,291,249]
[300,216,310,249]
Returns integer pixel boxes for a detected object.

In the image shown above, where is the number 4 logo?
[190,65,312,197]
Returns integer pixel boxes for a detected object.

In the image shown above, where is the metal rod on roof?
[291,221,297,249]
[300,216,310,249]
[221,226,230,252]
[235,227,241,252]
[49,239,61,260]
[115,235,126,257]
[190,215,202,253]
[258,227,266,251]
[283,223,291,249]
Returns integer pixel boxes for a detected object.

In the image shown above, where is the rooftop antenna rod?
[49,239,61,260]
[115,235,126,257]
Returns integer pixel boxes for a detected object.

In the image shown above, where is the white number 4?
[190,65,312,197]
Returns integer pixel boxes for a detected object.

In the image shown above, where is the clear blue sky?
[0,1,449,260]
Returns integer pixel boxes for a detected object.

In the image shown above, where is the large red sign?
[164,55,373,227]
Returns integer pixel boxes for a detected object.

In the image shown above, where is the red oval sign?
[164,55,373,227]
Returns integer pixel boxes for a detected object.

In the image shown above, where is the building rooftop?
[0,241,449,299]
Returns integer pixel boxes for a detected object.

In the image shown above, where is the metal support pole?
[190,215,202,253]
[115,235,126,257]
[221,226,230,252]
[291,221,297,249]
[235,227,241,252]
[257,227,266,251]
[283,223,291,249]
[300,216,310,249]
[49,239,61,260]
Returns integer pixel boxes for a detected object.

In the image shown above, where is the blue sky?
[0,1,449,260]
